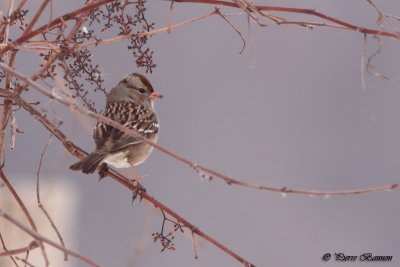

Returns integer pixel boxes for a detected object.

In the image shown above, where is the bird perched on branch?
[69,73,163,175]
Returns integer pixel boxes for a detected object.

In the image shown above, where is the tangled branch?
[1,63,396,197]
[1,0,400,266]
[0,62,257,267]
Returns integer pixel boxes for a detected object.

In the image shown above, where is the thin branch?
[232,0,266,27]
[15,257,36,267]
[361,34,367,90]
[136,9,347,39]
[137,10,217,36]
[36,132,68,261]
[9,110,16,150]
[268,20,348,30]
[77,34,131,47]
[16,0,97,94]
[214,7,246,54]
[167,0,175,33]
[0,0,114,56]
[1,63,398,265]
[0,44,53,51]
[171,0,400,39]
[0,168,49,267]
[366,36,400,82]
[0,241,39,257]
[191,231,198,259]
[0,232,19,267]
[366,0,399,33]
[14,0,28,14]
[3,0,15,44]
[0,97,11,165]
[1,0,398,60]
[0,63,397,197]
[0,208,99,267]
[23,0,51,34]
[0,90,257,267]
[0,0,15,170]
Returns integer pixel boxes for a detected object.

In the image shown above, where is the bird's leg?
[131,167,147,204]
[97,163,109,180]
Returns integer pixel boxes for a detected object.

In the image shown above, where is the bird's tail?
[69,152,105,174]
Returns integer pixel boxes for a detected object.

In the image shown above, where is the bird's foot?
[131,178,147,204]
[97,163,109,180]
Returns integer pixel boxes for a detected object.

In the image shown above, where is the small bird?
[69,73,163,174]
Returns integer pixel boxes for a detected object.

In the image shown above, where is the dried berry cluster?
[0,9,29,43]
[34,0,155,112]
[59,0,154,111]
[0,9,29,83]
[152,211,185,252]
[87,0,156,72]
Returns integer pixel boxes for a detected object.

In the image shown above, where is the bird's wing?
[93,102,159,153]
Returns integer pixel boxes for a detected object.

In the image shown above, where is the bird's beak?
[149,91,163,100]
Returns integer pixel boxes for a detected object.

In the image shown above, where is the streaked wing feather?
[93,102,158,152]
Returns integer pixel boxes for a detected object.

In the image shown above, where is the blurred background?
[1,0,400,266]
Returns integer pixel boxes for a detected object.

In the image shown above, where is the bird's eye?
[137,88,146,94]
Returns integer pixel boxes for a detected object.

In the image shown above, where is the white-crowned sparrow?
[69,73,163,174]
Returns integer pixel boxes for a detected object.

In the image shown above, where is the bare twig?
[0,208,99,267]
[0,0,114,56]
[0,90,257,267]
[366,0,399,33]
[14,0,28,15]
[232,0,266,27]
[22,0,51,34]
[0,168,49,267]
[15,257,36,267]
[17,0,96,94]
[2,0,398,58]
[191,231,198,259]
[0,0,15,170]
[3,0,15,44]
[9,110,16,150]
[1,62,398,266]
[214,7,246,54]
[36,132,68,261]
[366,36,400,82]
[167,0,174,33]
[170,0,400,39]
[0,232,19,267]
[138,10,217,36]
[77,34,131,48]
[0,63,397,197]
[361,34,367,90]
[0,241,39,257]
